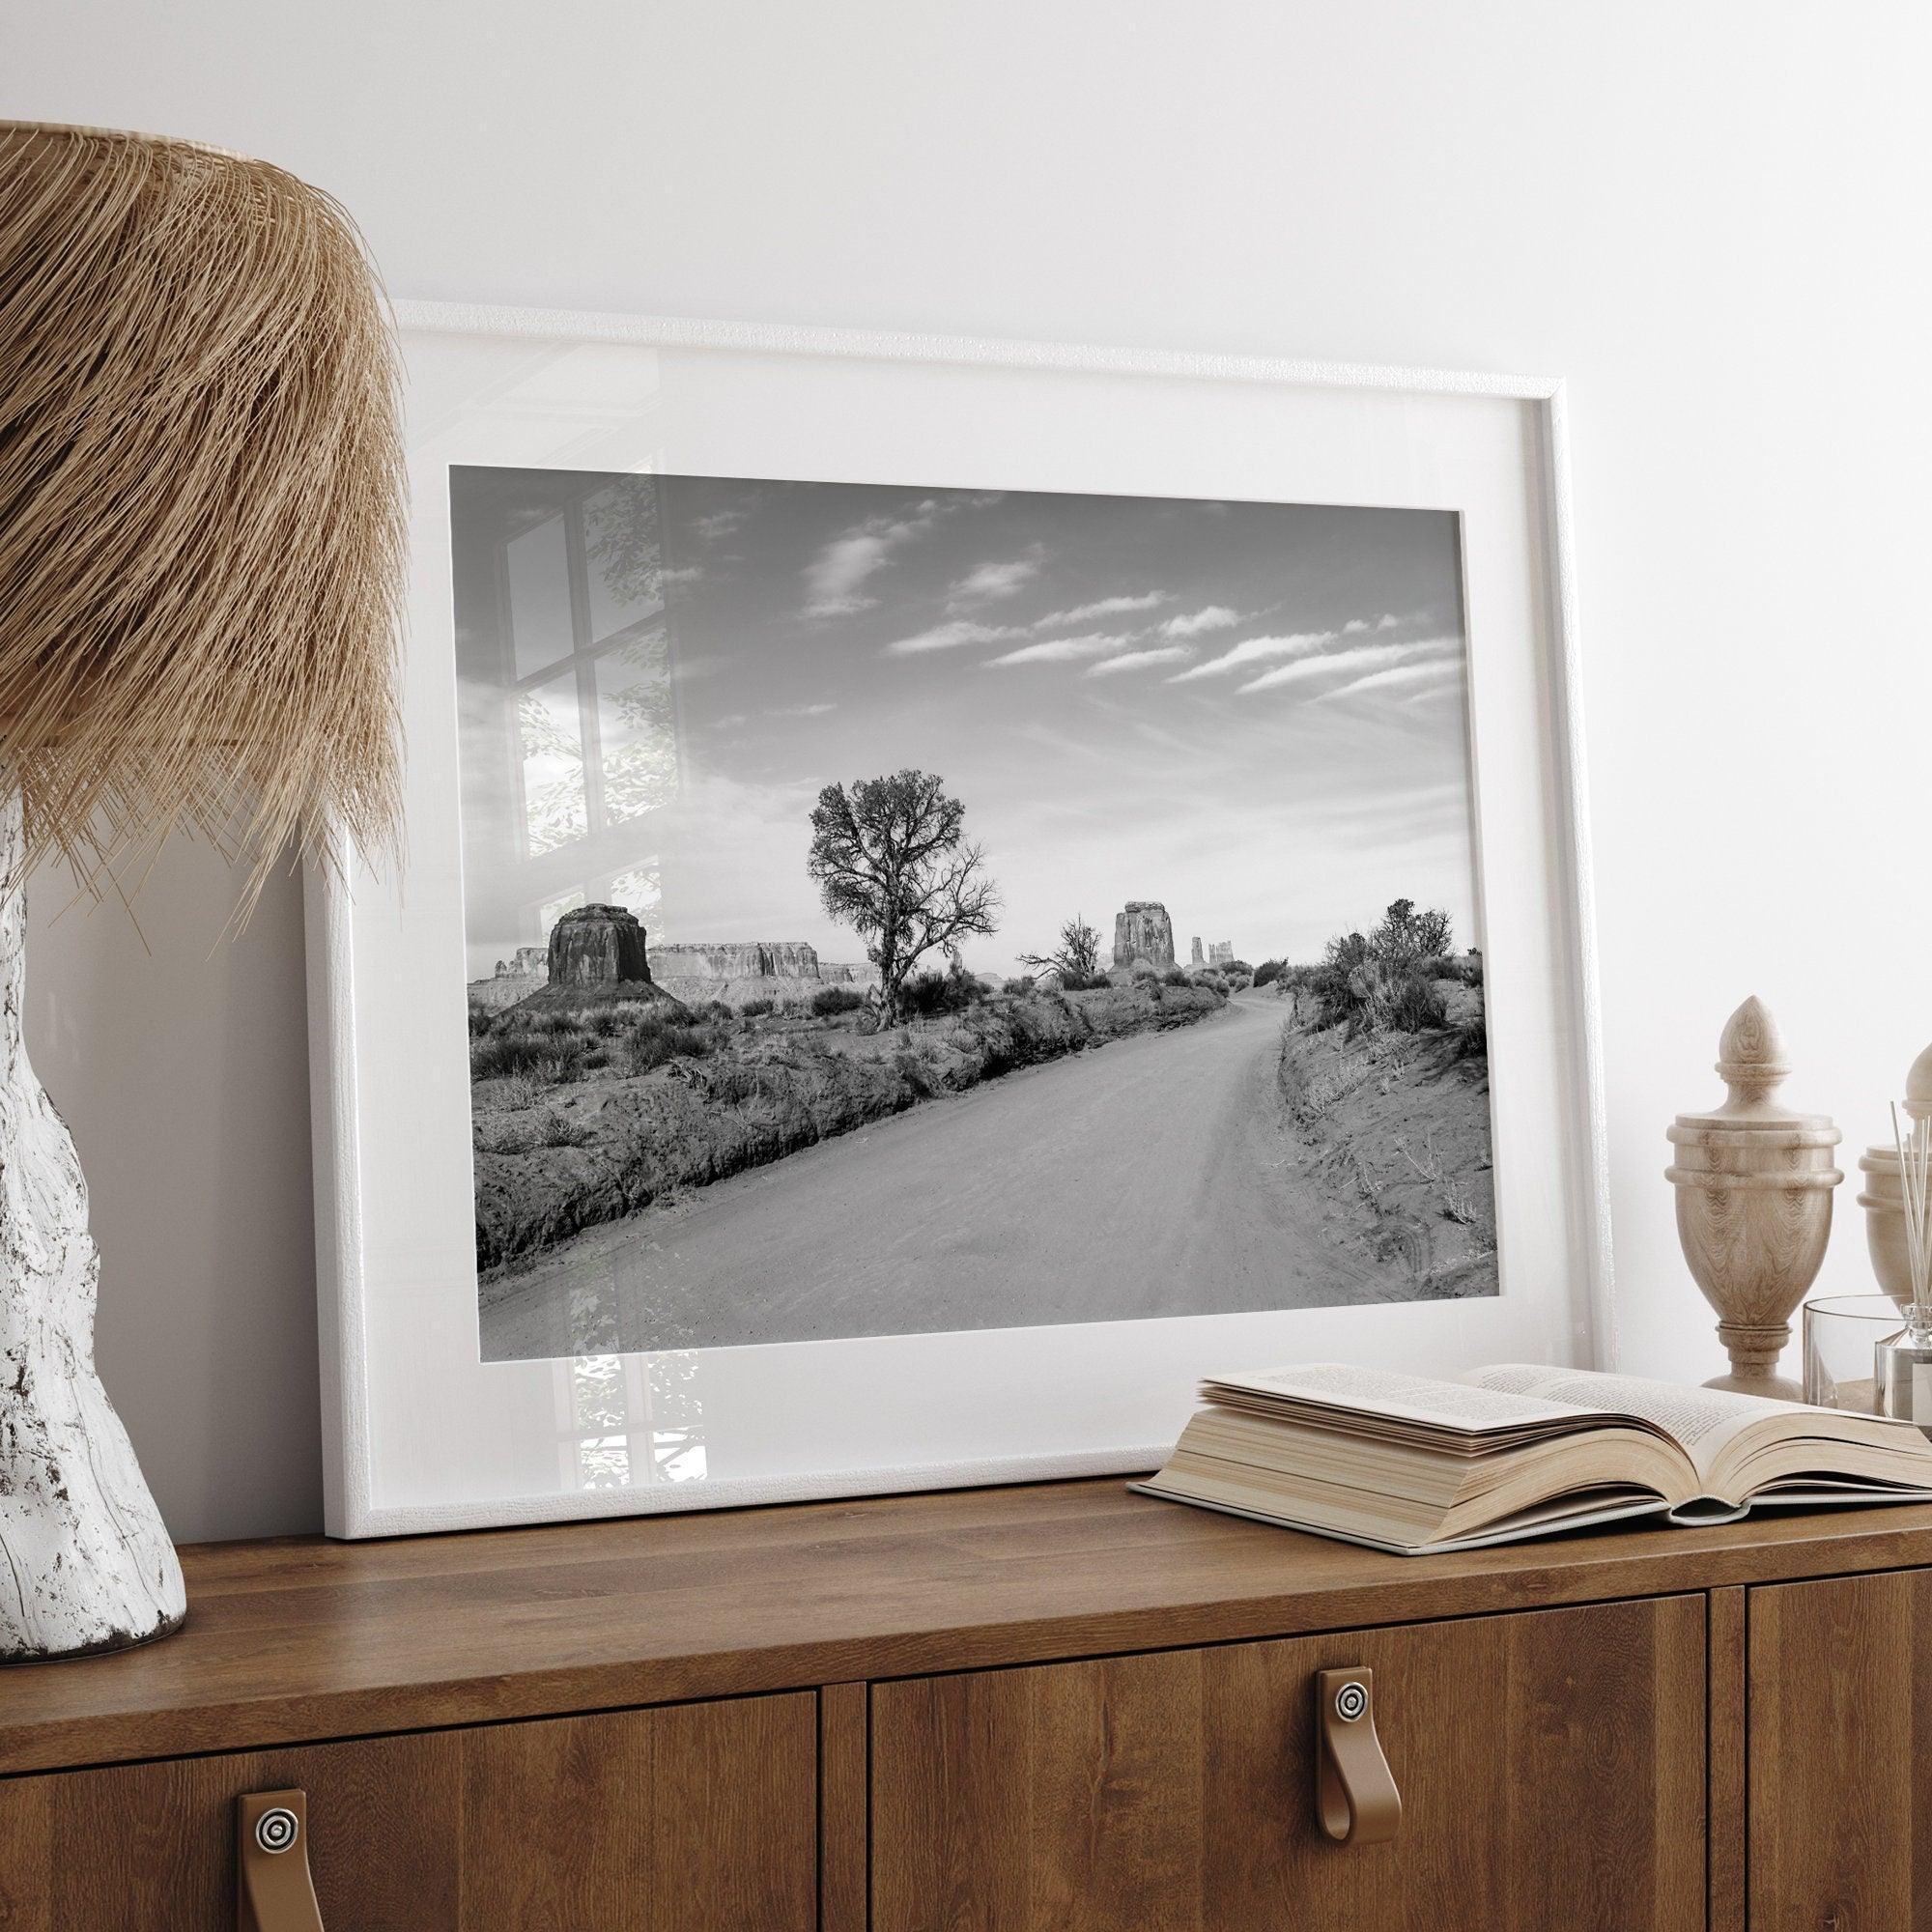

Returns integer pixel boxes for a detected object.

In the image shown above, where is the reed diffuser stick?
[1892,1101,1932,1338]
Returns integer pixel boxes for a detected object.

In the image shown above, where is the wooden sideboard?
[1,1477,1929,1929]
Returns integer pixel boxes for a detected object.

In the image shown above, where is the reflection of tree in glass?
[573,1353,631,1489]
[599,629,679,824]
[609,863,662,923]
[585,479,662,615]
[518,687,586,855]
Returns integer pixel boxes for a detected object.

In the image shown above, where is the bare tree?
[807,770,1001,1023]
[1018,913,1101,985]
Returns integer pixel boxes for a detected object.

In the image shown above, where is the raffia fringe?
[0,123,405,910]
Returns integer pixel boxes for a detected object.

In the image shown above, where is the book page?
[1463,1365,1798,1477]
[1208,1362,1602,1434]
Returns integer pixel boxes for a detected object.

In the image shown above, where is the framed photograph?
[306,303,1609,1536]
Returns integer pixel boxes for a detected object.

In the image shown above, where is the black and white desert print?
[451,467,1496,1362]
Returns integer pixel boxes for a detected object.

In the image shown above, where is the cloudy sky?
[462,469,1481,980]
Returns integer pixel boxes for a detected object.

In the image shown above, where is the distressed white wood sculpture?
[0,796,185,1659]
[1665,996,1842,1402]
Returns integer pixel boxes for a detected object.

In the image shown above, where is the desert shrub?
[1058,968,1112,992]
[706,1000,733,1021]
[495,1009,586,1038]
[898,959,985,1017]
[468,1005,496,1037]
[1220,958,1253,977]
[1003,975,1036,996]
[535,1110,597,1149]
[811,984,866,1017]
[1162,966,1190,987]
[1435,952,1484,987]
[582,1007,634,1037]
[470,1031,585,1083]
[1254,958,1285,987]
[739,997,775,1018]
[1361,963,1447,1035]
[624,1014,714,1074]
[1448,1005,1489,1065]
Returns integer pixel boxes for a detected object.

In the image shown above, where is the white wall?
[9,1,1930,1542]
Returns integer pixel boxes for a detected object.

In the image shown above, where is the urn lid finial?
[1906,1040,1932,1122]
[1674,995,1833,1131]
[1714,995,1791,1114]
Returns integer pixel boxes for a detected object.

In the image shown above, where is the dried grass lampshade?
[0,122,405,1663]
[0,121,405,896]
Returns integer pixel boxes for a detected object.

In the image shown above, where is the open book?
[1131,1362,1932,1554]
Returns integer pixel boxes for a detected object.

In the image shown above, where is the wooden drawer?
[0,1691,816,1931]
[871,1595,1705,1932]
[1748,1568,1932,1931]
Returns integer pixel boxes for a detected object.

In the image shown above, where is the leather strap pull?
[238,1789,325,1931]
[1315,1667,1401,1845]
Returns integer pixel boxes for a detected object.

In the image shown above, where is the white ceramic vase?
[0,793,184,1660]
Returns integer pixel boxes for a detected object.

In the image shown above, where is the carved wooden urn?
[1665,998,1842,1400]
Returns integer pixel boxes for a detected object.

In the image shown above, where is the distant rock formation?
[653,941,823,981]
[469,943,551,1013]
[653,941,882,1010]
[1112,901,1176,973]
[509,904,682,1014]
[1208,939,1235,967]
[550,904,652,986]
[1190,936,1204,968]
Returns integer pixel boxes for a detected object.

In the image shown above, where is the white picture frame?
[306,301,1610,1538]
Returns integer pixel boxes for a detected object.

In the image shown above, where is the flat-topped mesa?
[549,904,652,987]
[652,942,822,981]
[1112,901,1176,973]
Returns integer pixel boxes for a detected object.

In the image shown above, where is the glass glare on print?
[448,465,1496,1364]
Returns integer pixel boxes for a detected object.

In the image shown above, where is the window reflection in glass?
[572,1354,632,1489]
[608,864,662,926]
[584,479,663,644]
[596,630,678,824]
[519,671,587,856]
[537,888,584,938]
[506,514,573,679]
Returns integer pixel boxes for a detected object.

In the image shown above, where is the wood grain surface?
[0,1693,816,1931]
[871,1593,1707,1931]
[818,1682,868,1932]
[2,1478,1931,1776]
[1749,1568,1932,1930]
[1707,1585,1747,1932]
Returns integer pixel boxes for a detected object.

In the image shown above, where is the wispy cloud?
[1308,660,1463,706]
[986,632,1135,668]
[1032,591,1166,628]
[883,619,1025,657]
[805,499,942,616]
[1084,646,1193,678]
[949,547,1045,608]
[1237,636,1461,696]
[693,505,751,542]
[1159,605,1242,639]
[1166,631,1334,684]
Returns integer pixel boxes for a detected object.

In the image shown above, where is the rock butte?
[1112,900,1176,974]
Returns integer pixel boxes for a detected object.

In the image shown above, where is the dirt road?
[480,990,1393,1360]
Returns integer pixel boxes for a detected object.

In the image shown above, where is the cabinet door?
[872,1596,1705,1932]
[1749,1568,1932,1930]
[0,1691,816,1931]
